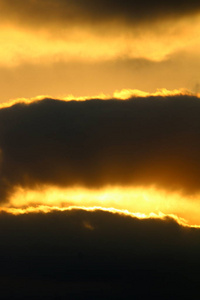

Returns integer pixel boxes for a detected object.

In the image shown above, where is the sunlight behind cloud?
[4,185,200,227]
[0,88,197,109]
[113,88,193,99]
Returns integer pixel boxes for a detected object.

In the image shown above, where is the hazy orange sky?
[0,0,200,102]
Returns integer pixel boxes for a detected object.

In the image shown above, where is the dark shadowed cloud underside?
[1,0,200,27]
[0,209,200,298]
[0,96,200,202]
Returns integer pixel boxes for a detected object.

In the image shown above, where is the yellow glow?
[0,205,192,227]
[3,185,200,227]
[1,13,200,67]
[0,88,198,110]
[113,88,194,99]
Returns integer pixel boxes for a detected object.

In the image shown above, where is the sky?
[0,0,200,101]
[1,0,200,299]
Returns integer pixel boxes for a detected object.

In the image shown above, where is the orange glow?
[0,205,191,227]
[0,88,198,109]
[1,13,200,67]
[2,185,200,227]
[112,88,194,99]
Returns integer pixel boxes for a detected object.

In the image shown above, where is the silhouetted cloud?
[0,209,199,299]
[1,0,200,28]
[0,96,200,201]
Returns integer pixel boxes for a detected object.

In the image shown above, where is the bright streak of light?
[0,88,198,109]
[0,204,195,228]
[3,184,200,227]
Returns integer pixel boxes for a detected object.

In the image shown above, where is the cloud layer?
[0,95,200,202]
[1,0,200,27]
[0,209,200,299]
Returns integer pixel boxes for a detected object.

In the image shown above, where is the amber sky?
[0,0,200,101]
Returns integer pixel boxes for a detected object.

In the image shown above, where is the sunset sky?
[1,1,200,299]
[0,0,200,101]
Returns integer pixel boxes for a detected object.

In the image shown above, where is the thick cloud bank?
[0,96,200,201]
[1,0,200,27]
[0,209,200,299]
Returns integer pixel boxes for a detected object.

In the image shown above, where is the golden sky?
[0,0,200,101]
[2,2,200,298]
[1,0,200,227]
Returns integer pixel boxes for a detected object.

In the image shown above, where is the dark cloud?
[0,209,200,299]
[1,0,200,28]
[0,96,200,201]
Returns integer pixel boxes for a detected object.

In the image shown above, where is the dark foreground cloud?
[1,0,200,28]
[1,96,200,201]
[0,209,200,299]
